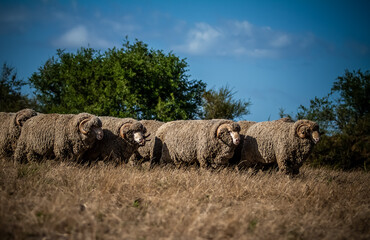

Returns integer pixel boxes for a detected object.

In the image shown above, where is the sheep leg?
[276,154,299,175]
[131,151,144,165]
[13,142,27,163]
[27,151,41,162]
[150,137,163,168]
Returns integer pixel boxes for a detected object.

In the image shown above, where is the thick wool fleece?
[129,120,164,164]
[0,109,37,159]
[82,117,146,164]
[152,119,241,169]
[241,118,319,175]
[14,113,102,163]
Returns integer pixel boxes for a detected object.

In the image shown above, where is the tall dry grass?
[0,158,369,240]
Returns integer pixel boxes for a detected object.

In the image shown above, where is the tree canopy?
[202,85,251,120]
[0,63,36,112]
[29,39,206,121]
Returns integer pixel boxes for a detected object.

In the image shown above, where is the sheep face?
[216,123,241,146]
[79,118,104,142]
[119,122,147,146]
[296,121,320,144]
[134,131,145,146]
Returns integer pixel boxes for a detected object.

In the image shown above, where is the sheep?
[129,120,164,165]
[228,120,257,167]
[0,109,37,159]
[81,117,149,165]
[13,113,104,163]
[239,118,320,175]
[151,119,241,169]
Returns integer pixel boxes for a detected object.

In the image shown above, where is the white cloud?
[58,25,88,47]
[176,22,222,55]
[230,20,253,37]
[270,34,291,48]
[53,25,111,48]
[174,20,317,59]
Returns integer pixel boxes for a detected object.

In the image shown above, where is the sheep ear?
[79,118,90,135]
[296,123,309,139]
[120,123,132,139]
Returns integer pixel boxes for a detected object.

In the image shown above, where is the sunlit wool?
[240,118,320,175]
[152,119,241,169]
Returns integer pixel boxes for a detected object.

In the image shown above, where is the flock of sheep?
[0,108,320,175]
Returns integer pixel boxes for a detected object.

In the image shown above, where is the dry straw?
[0,158,369,239]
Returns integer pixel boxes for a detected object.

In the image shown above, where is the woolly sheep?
[81,117,148,165]
[151,119,241,169]
[228,120,257,167]
[129,120,164,165]
[240,118,320,175]
[13,113,103,163]
[0,109,37,159]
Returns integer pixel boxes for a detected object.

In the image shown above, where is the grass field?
[0,158,369,240]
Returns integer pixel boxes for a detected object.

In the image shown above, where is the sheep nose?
[96,132,103,140]
[311,132,320,144]
[137,136,145,145]
[234,138,240,145]
[95,129,104,140]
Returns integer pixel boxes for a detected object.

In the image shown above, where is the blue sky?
[1,0,369,121]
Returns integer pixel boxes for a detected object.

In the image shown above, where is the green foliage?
[295,69,370,170]
[202,85,251,120]
[29,38,206,121]
[0,63,37,112]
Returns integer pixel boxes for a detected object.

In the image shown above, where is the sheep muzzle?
[134,132,145,146]
[94,127,104,140]
[231,131,240,145]
[311,130,320,144]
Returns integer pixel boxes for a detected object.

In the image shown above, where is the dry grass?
[0,158,369,240]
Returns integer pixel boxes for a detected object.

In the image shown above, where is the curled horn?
[15,117,21,126]
[296,122,310,139]
[216,123,232,138]
[120,123,132,139]
[79,118,90,135]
